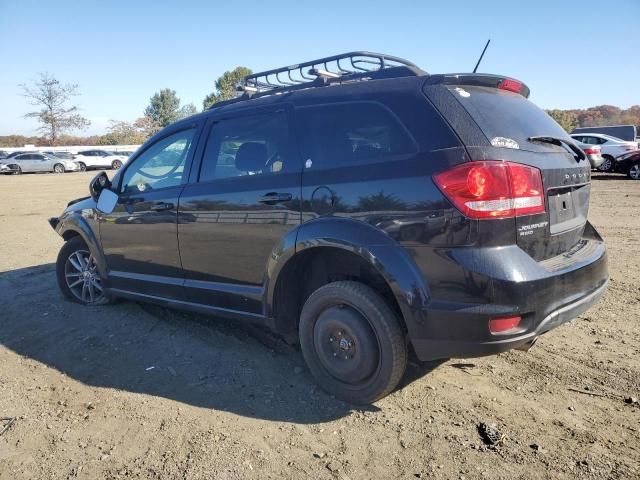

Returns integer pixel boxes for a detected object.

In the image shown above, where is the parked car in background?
[615,151,640,180]
[570,133,638,172]
[0,152,79,174]
[572,125,637,143]
[0,151,8,159]
[44,151,75,160]
[574,140,604,169]
[3,150,36,159]
[72,150,127,171]
[107,150,134,158]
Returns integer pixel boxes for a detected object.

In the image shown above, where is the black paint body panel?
[50,73,609,362]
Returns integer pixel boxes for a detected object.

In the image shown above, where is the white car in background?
[72,149,127,171]
[570,133,638,172]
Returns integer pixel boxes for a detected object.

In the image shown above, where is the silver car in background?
[574,140,604,169]
[0,152,79,174]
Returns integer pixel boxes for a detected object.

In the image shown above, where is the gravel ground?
[0,171,638,480]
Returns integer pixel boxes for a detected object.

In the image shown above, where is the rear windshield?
[447,86,570,153]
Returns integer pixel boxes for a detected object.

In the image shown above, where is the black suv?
[50,52,608,404]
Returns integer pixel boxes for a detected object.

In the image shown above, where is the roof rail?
[209,51,425,109]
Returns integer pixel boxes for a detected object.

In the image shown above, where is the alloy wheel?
[598,157,613,172]
[629,163,640,180]
[54,164,65,173]
[64,249,104,303]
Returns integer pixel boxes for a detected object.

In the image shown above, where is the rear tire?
[56,236,111,306]
[53,163,65,173]
[78,162,87,172]
[299,281,407,404]
[627,162,640,180]
[111,159,122,169]
[598,156,614,172]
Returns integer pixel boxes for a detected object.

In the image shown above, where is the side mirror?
[89,171,111,201]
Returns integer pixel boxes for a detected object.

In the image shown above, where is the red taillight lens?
[489,316,521,334]
[433,161,545,219]
[583,148,599,155]
[498,78,523,94]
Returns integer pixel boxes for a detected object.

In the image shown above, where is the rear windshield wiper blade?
[528,136,586,161]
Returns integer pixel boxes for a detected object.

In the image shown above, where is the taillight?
[498,78,523,94]
[433,161,545,219]
[583,148,600,155]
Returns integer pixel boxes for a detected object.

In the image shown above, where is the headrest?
[235,142,267,172]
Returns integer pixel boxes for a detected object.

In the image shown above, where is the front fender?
[54,210,108,278]
[266,217,431,335]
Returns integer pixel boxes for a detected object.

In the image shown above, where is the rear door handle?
[258,192,292,205]
[150,202,175,211]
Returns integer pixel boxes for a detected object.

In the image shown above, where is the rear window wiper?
[528,136,586,161]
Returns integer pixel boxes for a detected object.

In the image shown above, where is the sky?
[0,0,638,136]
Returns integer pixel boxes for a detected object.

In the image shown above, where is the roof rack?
[209,52,425,109]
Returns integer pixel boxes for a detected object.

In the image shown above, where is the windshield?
[446,86,571,153]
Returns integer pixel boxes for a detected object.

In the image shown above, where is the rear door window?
[445,86,571,153]
[199,111,293,182]
[296,102,417,170]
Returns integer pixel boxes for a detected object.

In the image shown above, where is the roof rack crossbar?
[214,52,424,109]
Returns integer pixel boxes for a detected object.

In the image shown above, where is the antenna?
[473,39,491,73]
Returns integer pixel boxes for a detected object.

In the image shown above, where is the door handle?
[150,202,175,211]
[258,192,292,205]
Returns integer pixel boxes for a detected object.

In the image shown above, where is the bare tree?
[20,72,91,145]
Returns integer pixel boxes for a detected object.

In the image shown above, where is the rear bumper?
[409,225,608,361]
[412,279,607,360]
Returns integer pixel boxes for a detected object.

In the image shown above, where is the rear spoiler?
[424,73,530,98]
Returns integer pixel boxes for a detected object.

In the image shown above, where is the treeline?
[546,105,640,133]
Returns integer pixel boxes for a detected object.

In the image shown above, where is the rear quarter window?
[296,101,417,170]
[447,86,570,153]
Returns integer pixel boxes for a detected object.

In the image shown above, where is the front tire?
[111,159,122,169]
[299,281,407,404]
[53,163,65,173]
[77,162,87,172]
[56,236,111,305]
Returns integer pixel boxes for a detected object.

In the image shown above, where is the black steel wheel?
[56,236,111,305]
[299,281,407,404]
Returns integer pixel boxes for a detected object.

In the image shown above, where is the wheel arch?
[55,212,108,278]
[265,217,431,341]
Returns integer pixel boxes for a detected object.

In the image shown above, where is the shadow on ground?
[0,264,443,424]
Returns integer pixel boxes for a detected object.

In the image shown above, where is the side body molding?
[264,217,431,336]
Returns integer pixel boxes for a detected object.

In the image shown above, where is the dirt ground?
[0,171,638,480]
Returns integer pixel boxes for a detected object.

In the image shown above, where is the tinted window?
[199,111,291,182]
[446,86,570,153]
[121,128,196,193]
[296,102,416,169]
[15,154,29,160]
